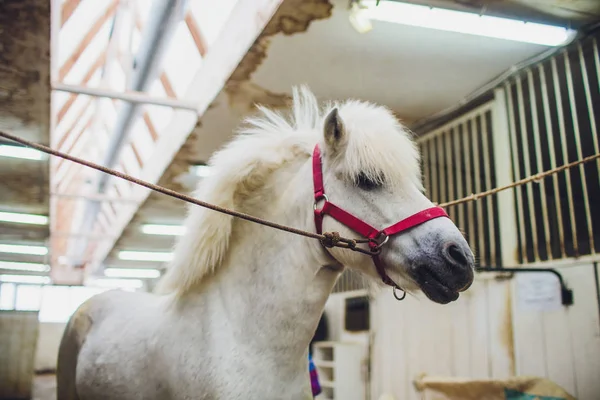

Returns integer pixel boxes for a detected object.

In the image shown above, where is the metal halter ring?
[393,286,406,301]
[369,233,389,253]
[313,194,329,211]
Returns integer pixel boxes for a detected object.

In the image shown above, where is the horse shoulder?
[56,294,95,399]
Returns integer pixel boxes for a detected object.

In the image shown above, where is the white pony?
[57,86,474,400]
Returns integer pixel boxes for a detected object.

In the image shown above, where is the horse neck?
[181,157,340,360]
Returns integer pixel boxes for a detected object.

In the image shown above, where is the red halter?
[312,144,449,298]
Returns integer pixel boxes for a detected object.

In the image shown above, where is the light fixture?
[0,144,44,161]
[0,244,48,256]
[141,224,186,236]
[86,277,144,289]
[0,211,48,225]
[104,267,161,279]
[357,1,576,47]
[118,250,173,262]
[0,274,51,284]
[193,164,211,178]
[0,261,50,272]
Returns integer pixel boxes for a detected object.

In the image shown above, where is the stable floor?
[32,374,56,400]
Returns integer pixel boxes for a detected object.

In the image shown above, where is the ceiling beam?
[86,0,285,274]
[51,191,139,204]
[53,82,199,110]
[115,52,173,142]
[58,0,118,81]
[60,0,81,26]
[184,11,207,57]
[160,72,177,98]
[54,96,93,152]
[64,0,189,268]
[55,115,94,172]
[56,50,107,125]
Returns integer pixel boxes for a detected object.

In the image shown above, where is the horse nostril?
[447,244,469,267]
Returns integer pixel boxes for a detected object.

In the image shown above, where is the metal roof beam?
[64,0,188,268]
[86,0,285,273]
[52,82,198,111]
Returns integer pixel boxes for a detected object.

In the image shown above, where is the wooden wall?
[370,260,600,400]
[512,261,600,400]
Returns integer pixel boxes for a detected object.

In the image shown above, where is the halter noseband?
[312,144,449,300]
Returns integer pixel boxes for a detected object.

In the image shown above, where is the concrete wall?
[0,312,65,399]
[0,311,39,399]
[34,323,66,372]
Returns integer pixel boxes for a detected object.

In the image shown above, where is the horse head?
[313,94,474,304]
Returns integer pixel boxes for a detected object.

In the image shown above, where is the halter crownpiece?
[312,144,450,300]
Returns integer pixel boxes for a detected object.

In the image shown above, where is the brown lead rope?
[0,129,372,254]
[1,129,600,253]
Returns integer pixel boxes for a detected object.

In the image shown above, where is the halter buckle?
[313,194,329,211]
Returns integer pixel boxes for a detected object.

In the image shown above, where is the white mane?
[156,86,422,295]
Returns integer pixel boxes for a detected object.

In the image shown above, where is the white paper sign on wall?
[516,272,562,312]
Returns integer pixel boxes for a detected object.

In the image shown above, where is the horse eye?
[355,172,382,191]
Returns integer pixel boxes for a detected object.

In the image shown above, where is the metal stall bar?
[462,120,475,255]
[539,64,566,259]
[429,137,439,203]
[470,116,485,264]
[480,111,497,265]
[550,57,579,255]
[421,142,431,198]
[564,51,595,252]
[578,43,600,189]
[526,69,552,259]
[436,131,447,215]
[516,74,540,261]
[505,82,527,263]
[453,122,466,241]
[445,127,457,224]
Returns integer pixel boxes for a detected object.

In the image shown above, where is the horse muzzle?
[408,241,475,304]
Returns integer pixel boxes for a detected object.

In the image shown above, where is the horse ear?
[323,108,346,150]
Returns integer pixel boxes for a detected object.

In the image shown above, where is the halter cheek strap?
[312,145,449,298]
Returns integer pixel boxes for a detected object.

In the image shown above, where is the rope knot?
[321,232,341,248]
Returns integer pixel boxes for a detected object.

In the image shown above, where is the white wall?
[370,274,512,400]
[511,261,600,400]
[370,260,600,400]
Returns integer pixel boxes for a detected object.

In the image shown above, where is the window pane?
[38,285,106,323]
[70,286,104,307]
[39,285,71,323]
[15,284,42,311]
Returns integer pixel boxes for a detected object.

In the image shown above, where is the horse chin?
[411,267,461,305]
